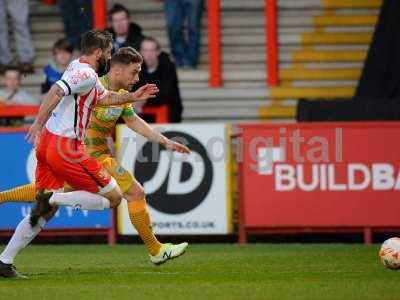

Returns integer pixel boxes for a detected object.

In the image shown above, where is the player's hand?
[165,140,191,154]
[130,84,159,102]
[26,122,42,144]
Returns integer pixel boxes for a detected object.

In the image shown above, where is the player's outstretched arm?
[98,84,159,106]
[124,114,191,154]
[26,85,65,144]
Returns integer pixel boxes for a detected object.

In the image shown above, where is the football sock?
[49,191,110,210]
[0,183,36,203]
[128,198,162,256]
[0,215,46,264]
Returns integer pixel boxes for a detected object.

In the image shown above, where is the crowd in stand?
[0,0,204,125]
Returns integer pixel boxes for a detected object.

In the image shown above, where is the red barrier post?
[141,105,169,123]
[93,0,107,29]
[0,105,39,117]
[266,0,279,86]
[108,209,117,245]
[364,227,372,245]
[207,0,222,87]
[42,0,56,5]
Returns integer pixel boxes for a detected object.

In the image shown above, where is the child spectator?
[41,38,74,94]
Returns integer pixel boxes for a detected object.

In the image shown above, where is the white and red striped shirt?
[46,59,107,141]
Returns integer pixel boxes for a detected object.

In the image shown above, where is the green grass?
[0,244,397,300]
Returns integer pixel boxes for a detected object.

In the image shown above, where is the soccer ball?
[379,237,400,270]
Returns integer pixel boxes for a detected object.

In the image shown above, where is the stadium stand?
[0,0,382,122]
[260,0,381,119]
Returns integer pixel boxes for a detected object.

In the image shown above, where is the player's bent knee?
[103,188,123,208]
[109,196,122,208]
[109,200,120,208]
[125,184,145,202]
[107,190,122,208]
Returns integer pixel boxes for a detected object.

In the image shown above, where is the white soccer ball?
[379,237,400,270]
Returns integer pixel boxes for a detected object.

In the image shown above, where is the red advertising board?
[238,122,400,243]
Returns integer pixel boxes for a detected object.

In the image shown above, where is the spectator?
[59,0,93,50]
[0,67,39,105]
[164,0,204,69]
[41,38,74,94]
[136,37,183,123]
[107,3,144,52]
[0,0,35,74]
[0,67,40,126]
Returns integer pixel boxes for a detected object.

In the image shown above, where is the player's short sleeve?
[121,103,136,118]
[56,68,97,96]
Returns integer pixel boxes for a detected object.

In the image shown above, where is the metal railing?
[73,0,280,87]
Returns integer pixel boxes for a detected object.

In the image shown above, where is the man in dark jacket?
[107,3,144,52]
[136,37,183,123]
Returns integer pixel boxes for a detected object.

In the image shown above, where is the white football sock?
[0,215,46,264]
[49,191,110,210]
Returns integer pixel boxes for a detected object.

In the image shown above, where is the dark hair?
[111,46,143,66]
[140,36,161,50]
[80,29,113,55]
[52,38,73,55]
[109,3,130,20]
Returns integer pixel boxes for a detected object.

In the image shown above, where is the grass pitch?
[0,244,397,300]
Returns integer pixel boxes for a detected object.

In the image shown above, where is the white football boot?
[150,242,189,265]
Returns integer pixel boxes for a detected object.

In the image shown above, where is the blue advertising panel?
[0,131,111,229]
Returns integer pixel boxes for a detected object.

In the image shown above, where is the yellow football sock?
[128,199,162,256]
[0,183,36,203]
